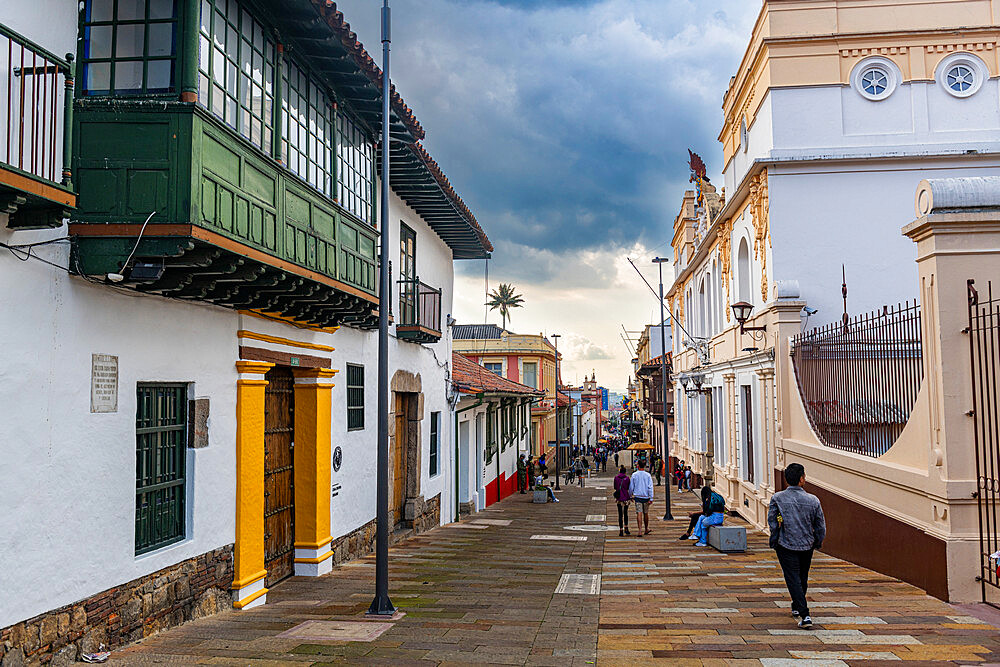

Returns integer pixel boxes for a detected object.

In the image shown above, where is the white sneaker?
[798,616,813,629]
[687,535,699,540]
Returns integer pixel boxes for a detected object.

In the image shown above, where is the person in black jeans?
[768,463,827,629]
[613,466,632,536]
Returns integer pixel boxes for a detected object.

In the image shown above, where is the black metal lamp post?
[653,257,673,520]
[369,0,395,618]
[552,333,561,490]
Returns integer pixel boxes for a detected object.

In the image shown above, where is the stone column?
[904,177,1000,602]
[723,373,737,480]
[292,368,338,577]
[770,293,807,486]
[232,360,273,610]
[756,368,775,493]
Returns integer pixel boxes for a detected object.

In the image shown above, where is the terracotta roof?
[452,353,543,396]
[557,392,570,407]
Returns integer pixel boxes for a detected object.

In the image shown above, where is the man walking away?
[629,459,654,536]
[768,463,826,630]
[517,454,527,494]
[654,455,663,486]
[613,466,632,536]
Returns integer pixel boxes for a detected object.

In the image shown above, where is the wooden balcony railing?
[0,23,75,227]
[397,277,442,343]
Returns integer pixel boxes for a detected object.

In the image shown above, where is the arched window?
[737,237,751,304]
[698,279,707,338]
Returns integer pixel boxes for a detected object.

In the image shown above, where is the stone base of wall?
[330,493,443,567]
[0,546,233,667]
[458,501,477,518]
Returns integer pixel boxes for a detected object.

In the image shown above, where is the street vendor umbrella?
[626,441,654,451]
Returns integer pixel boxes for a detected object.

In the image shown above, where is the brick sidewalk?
[110,472,1000,665]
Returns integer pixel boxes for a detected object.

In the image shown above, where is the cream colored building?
[667,0,1000,602]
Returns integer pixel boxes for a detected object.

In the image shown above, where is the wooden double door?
[264,367,295,586]
[392,392,417,526]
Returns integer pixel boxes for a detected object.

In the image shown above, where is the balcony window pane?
[150,0,176,19]
[117,0,144,20]
[148,23,173,57]
[147,60,172,91]
[85,62,111,92]
[114,60,144,91]
[89,0,114,22]
[337,113,374,222]
[86,25,113,59]
[115,24,144,58]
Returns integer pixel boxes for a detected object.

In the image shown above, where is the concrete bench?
[707,525,746,553]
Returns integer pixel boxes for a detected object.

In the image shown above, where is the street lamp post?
[552,334,561,490]
[653,257,673,521]
[368,0,395,618]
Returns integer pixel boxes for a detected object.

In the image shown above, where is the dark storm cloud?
[335,0,758,282]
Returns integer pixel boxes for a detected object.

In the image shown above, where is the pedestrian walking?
[628,459,654,536]
[768,463,826,630]
[613,465,631,536]
[517,454,527,494]
[683,465,693,491]
[614,451,619,468]
[654,454,662,486]
[526,455,534,480]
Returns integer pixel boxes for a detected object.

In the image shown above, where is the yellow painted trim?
[231,569,267,590]
[236,360,275,375]
[292,372,334,573]
[237,330,336,353]
[233,360,271,600]
[295,536,333,550]
[294,551,333,565]
[232,586,268,609]
[240,309,344,334]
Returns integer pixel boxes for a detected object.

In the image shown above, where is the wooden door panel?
[264,368,295,587]
[392,394,407,526]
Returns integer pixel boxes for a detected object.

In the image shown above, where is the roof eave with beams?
[270,0,492,260]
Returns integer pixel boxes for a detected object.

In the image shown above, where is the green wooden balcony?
[69,101,379,329]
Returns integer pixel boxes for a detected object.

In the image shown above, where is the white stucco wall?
[0,222,240,628]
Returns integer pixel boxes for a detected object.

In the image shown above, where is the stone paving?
[111,471,1000,665]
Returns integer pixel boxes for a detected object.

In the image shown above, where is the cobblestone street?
[112,472,1000,666]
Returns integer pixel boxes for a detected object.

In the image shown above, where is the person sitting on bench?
[690,487,727,547]
[679,484,715,540]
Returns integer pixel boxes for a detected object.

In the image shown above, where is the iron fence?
[968,279,1000,604]
[791,300,923,457]
[0,23,74,187]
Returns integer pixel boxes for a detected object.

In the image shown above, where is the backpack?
[708,491,726,514]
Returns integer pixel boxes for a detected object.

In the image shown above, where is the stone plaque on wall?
[188,398,210,448]
[90,354,118,413]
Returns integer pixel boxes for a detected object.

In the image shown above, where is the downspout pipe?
[454,392,484,522]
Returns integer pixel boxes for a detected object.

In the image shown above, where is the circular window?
[860,67,890,97]
[947,64,975,93]
[851,57,900,101]
[937,53,987,98]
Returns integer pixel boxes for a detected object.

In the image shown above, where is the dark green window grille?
[135,383,187,554]
[197,0,276,154]
[346,363,365,431]
[485,406,496,464]
[429,411,440,477]
[82,0,178,96]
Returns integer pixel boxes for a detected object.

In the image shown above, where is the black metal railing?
[0,23,74,188]
[792,301,923,457]
[968,279,1000,603]
[397,276,442,339]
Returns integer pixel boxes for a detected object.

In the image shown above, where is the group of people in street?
[518,443,826,631]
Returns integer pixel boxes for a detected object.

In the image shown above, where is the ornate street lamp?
[731,301,767,341]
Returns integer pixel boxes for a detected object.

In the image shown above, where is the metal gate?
[264,367,295,587]
[968,279,1000,604]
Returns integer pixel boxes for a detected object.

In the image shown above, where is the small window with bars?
[429,411,440,477]
[82,0,179,96]
[346,363,365,431]
[135,383,187,554]
[197,0,275,154]
[337,112,374,223]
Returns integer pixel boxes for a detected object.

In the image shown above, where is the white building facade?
[0,0,491,662]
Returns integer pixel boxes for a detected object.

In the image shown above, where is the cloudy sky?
[338,0,760,391]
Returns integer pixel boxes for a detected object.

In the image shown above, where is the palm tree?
[486,283,525,332]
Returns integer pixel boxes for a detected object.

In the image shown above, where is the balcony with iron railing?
[396,277,442,344]
[0,23,76,229]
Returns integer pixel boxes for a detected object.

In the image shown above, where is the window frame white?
[936,52,988,99]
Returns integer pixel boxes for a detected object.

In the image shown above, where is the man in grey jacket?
[767,463,826,629]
